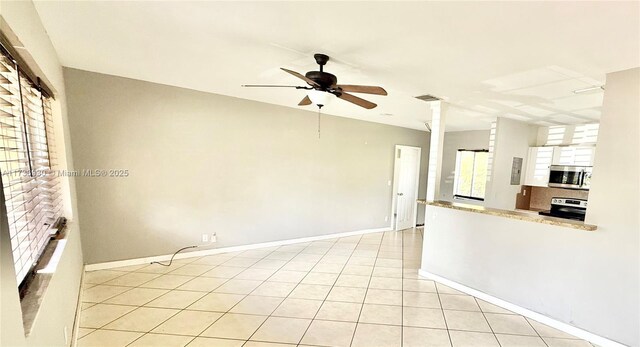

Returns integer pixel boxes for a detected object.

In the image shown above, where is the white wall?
[485,117,537,209]
[0,1,83,346]
[64,68,430,264]
[583,67,639,345]
[420,68,639,347]
[438,130,490,203]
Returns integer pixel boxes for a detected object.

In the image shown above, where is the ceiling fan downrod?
[314,53,329,73]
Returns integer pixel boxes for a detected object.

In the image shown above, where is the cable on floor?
[150,245,198,267]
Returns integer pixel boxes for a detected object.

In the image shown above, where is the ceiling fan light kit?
[307,89,334,107]
[242,53,387,110]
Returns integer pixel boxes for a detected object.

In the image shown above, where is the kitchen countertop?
[417,200,597,231]
[515,208,547,214]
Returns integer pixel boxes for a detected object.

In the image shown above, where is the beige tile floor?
[77,228,595,347]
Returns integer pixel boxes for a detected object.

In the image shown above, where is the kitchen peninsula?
[417,199,597,231]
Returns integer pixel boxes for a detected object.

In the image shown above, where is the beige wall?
[64,68,430,264]
[0,1,83,346]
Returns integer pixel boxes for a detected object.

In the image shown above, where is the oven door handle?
[579,169,585,187]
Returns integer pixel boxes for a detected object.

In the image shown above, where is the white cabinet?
[555,146,596,166]
[524,146,596,187]
[524,146,556,187]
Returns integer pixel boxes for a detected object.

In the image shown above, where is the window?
[0,45,62,286]
[571,123,599,145]
[453,150,488,201]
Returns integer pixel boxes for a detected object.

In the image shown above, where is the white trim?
[391,146,401,230]
[85,227,391,271]
[70,267,85,347]
[411,146,422,230]
[418,270,626,347]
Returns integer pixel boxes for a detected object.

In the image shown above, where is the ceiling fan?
[242,53,387,109]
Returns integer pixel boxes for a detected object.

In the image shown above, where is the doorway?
[392,145,421,231]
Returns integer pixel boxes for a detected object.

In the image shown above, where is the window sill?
[454,195,485,202]
[19,223,69,337]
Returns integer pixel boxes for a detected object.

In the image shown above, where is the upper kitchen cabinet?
[524,146,556,187]
[555,146,596,166]
[524,146,596,187]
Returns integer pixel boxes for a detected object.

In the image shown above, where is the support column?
[426,101,447,202]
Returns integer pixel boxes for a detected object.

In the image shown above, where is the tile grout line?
[241,240,340,345]
[79,254,239,340]
[86,234,370,344]
[347,232,384,347]
[242,235,374,345]
[286,236,364,346]
[523,315,551,347]
[473,296,503,347]
[76,265,189,340]
[84,320,580,341]
[192,244,312,345]
[123,249,281,346]
[80,248,280,344]
[435,279,455,347]
[83,243,322,343]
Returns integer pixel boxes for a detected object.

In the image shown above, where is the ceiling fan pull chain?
[318,107,321,139]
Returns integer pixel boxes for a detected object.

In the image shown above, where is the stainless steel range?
[538,198,588,221]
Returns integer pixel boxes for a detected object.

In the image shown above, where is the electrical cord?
[150,245,198,267]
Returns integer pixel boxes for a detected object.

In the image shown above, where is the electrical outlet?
[384,216,388,222]
[211,233,217,243]
[201,234,209,243]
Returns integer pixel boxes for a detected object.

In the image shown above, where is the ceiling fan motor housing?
[305,71,338,90]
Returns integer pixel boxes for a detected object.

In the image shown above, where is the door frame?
[391,145,422,231]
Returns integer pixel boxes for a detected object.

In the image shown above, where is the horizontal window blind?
[0,47,60,285]
[42,97,63,221]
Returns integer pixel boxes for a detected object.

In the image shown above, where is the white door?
[393,146,421,231]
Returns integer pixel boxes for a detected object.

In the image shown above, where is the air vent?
[415,94,440,102]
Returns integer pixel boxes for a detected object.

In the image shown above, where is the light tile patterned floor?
[77,228,595,347]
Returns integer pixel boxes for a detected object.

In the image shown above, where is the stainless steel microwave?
[548,165,592,190]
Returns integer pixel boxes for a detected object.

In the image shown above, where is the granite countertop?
[417,200,597,231]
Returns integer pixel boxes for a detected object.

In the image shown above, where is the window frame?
[0,40,62,290]
[453,149,489,201]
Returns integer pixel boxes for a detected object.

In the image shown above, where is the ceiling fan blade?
[280,68,320,87]
[337,85,388,95]
[242,84,305,88]
[298,95,312,106]
[338,92,377,109]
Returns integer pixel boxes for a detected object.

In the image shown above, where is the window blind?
[0,48,60,285]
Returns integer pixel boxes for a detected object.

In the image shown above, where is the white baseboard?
[85,227,392,271]
[418,270,626,347]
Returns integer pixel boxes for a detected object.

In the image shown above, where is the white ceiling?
[33,1,639,131]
